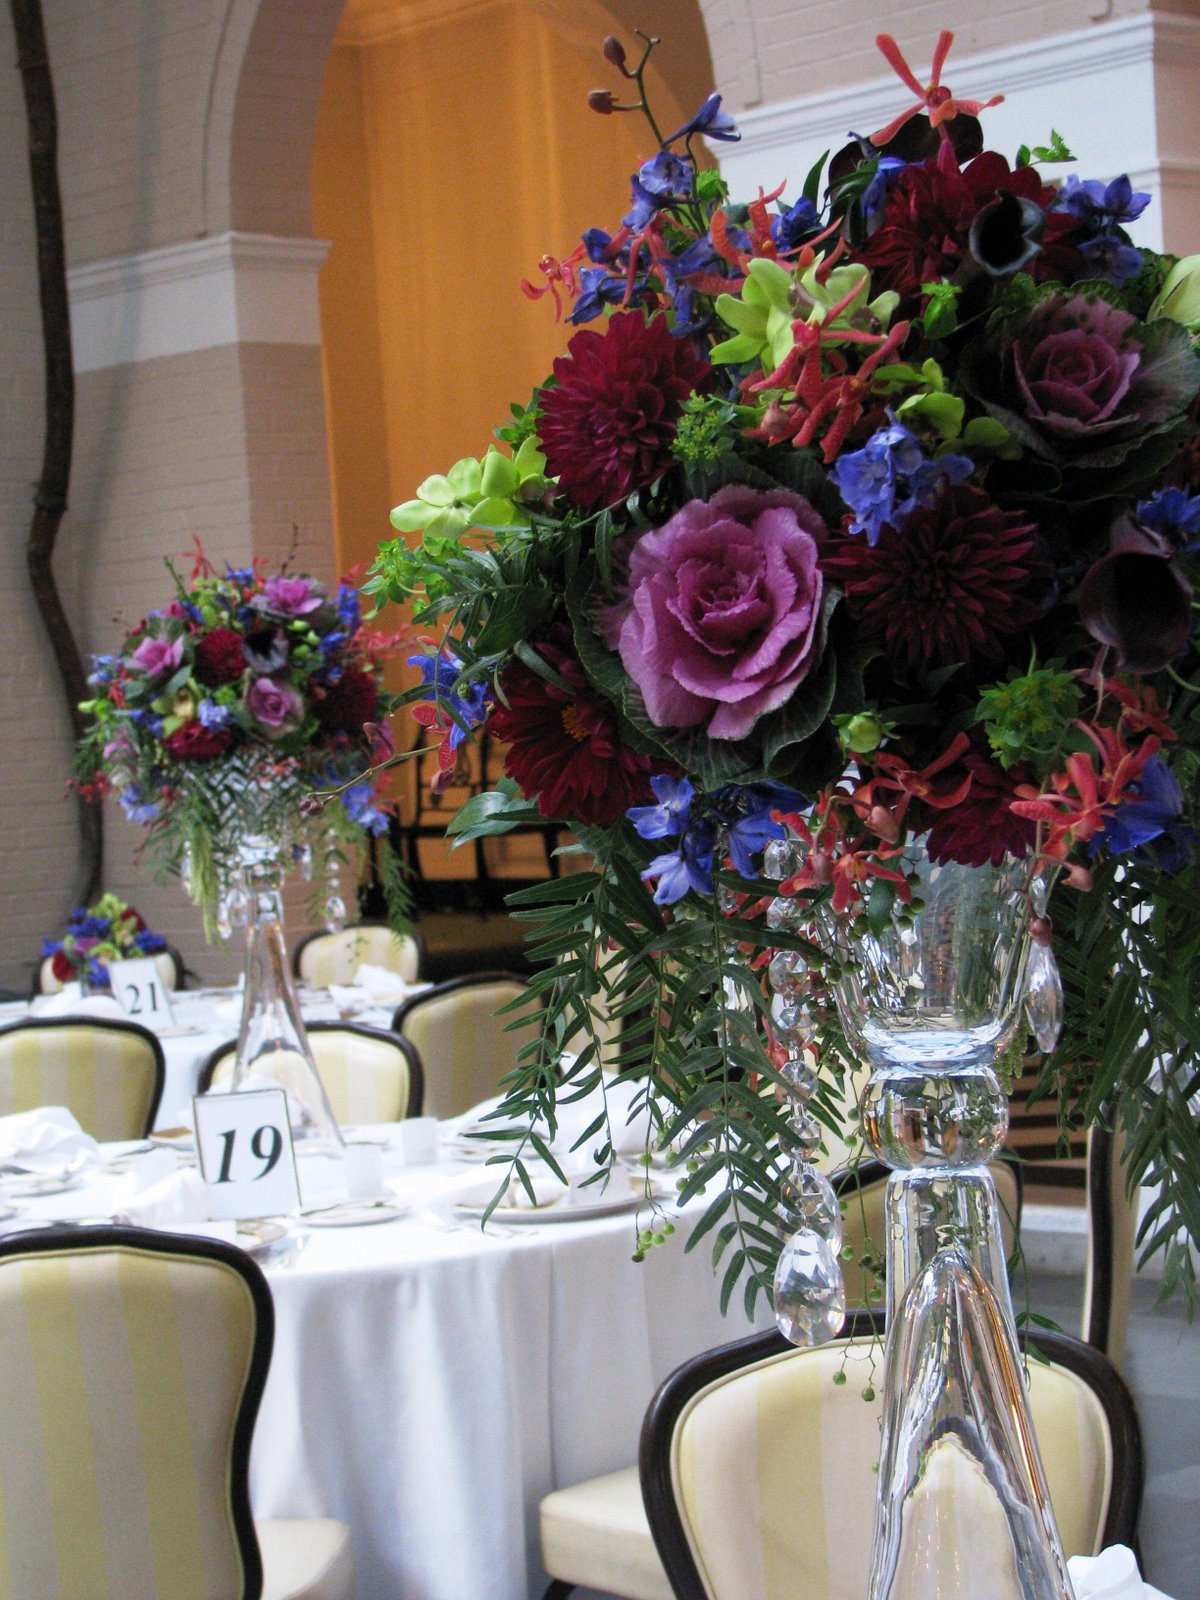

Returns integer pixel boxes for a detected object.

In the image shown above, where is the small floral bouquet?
[42,893,167,991]
[368,30,1200,1307]
[78,544,400,932]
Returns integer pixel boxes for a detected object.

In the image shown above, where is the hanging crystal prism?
[773,1228,847,1346]
[1024,939,1064,1053]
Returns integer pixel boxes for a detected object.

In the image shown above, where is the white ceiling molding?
[717,12,1200,254]
[67,233,331,374]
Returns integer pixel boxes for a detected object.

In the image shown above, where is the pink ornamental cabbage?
[131,635,183,679]
[608,486,827,741]
[245,676,305,736]
[262,576,323,616]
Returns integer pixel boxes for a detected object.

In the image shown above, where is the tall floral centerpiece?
[367,28,1200,1595]
[78,546,399,1146]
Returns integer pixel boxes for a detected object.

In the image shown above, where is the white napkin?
[1068,1547,1173,1600]
[328,962,414,1008]
[31,992,128,1022]
[0,1106,101,1173]
[111,1166,211,1228]
[448,1074,652,1161]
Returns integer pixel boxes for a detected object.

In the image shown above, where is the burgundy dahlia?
[855,142,1074,305]
[193,627,247,687]
[925,754,1037,868]
[820,484,1040,675]
[314,667,378,734]
[163,720,234,761]
[536,310,710,509]
[489,643,656,827]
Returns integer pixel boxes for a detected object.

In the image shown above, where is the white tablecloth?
[5,1135,766,1600]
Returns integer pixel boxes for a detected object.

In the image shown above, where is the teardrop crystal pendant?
[780,1158,842,1239]
[773,1228,847,1346]
[1024,939,1064,1053]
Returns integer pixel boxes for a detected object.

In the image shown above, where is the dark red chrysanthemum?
[537,310,710,509]
[926,754,1038,867]
[820,484,1040,674]
[855,143,1077,305]
[314,666,378,734]
[192,626,246,687]
[489,643,656,827]
[164,721,234,761]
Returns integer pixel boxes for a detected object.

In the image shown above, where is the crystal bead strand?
[1024,873,1064,1053]
[763,837,847,1347]
[322,836,347,933]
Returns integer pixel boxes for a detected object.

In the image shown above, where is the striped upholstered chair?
[0,1225,353,1600]
[540,1310,1141,1600]
[392,970,540,1120]
[0,1017,164,1140]
[292,922,423,987]
[199,1022,424,1125]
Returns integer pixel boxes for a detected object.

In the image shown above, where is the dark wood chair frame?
[0,1015,166,1137]
[0,1223,275,1599]
[390,969,534,1040]
[196,1020,425,1118]
[290,920,426,983]
[639,1309,1144,1600]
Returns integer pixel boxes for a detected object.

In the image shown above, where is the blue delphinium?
[1137,486,1200,555]
[1094,757,1196,870]
[409,652,490,750]
[772,196,821,253]
[132,927,167,954]
[629,777,804,905]
[342,781,391,836]
[1056,174,1150,286]
[830,413,974,544]
[117,787,161,824]
[664,92,740,147]
[198,699,234,729]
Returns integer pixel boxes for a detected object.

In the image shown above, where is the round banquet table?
[3,1132,768,1600]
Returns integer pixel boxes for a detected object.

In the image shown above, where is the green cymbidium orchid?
[389,438,550,539]
[712,258,901,376]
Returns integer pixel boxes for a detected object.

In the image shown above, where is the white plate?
[149,1128,195,1151]
[453,1172,665,1225]
[0,1171,87,1199]
[236,1220,289,1257]
[300,1199,409,1228]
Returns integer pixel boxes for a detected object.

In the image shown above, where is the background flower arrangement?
[367,30,1200,1311]
[41,893,166,991]
[78,544,401,934]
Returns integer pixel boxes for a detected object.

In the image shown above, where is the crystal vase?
[828,844,1074,1600]
[229,834,345,1152]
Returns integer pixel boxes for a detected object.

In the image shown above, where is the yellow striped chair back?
[642,1314,1142,1600]
[0,1020,165,1141]
[391,971,539,1121]
[0,1226,272,1600]
[37,949,181,996]
[201,1023,423,1124]
[292,924,422,988]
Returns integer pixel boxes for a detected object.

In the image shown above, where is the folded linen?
[111,1165,211,1228]
[328,962,416,1007]
[31,992,128,1022]
[1068,1547,1173,1600]
[446,1073,652,1162]
[0,1106,101,1173]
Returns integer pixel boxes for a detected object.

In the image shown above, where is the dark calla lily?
[242,624,289,675]
[968,191,1046,276]
[1077,517,1193,673]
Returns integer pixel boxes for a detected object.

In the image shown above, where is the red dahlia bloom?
[192,626,246,687]
[489,644,656,827]
[315,667,378,734]
[820,484,1039,674]
[51,949,76,982]
[925,754,1038,867]
[855,142,1074,304]
[537,310,710,509]
[164,721,234,761]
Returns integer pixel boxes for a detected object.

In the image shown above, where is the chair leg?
[542,1583,575,1600]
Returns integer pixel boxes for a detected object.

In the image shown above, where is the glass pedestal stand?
[232,836,345,1153]
[832,849,1075,1600]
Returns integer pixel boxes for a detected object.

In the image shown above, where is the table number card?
[107,957,176,1030]
[193,1089,300,1220]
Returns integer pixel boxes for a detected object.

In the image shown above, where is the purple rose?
[261,576,324,617]
[606,486,826,741]
[245,676,305,737]
[131,635,183,679]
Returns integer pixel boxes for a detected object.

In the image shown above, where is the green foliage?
[976,666,1083,771]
